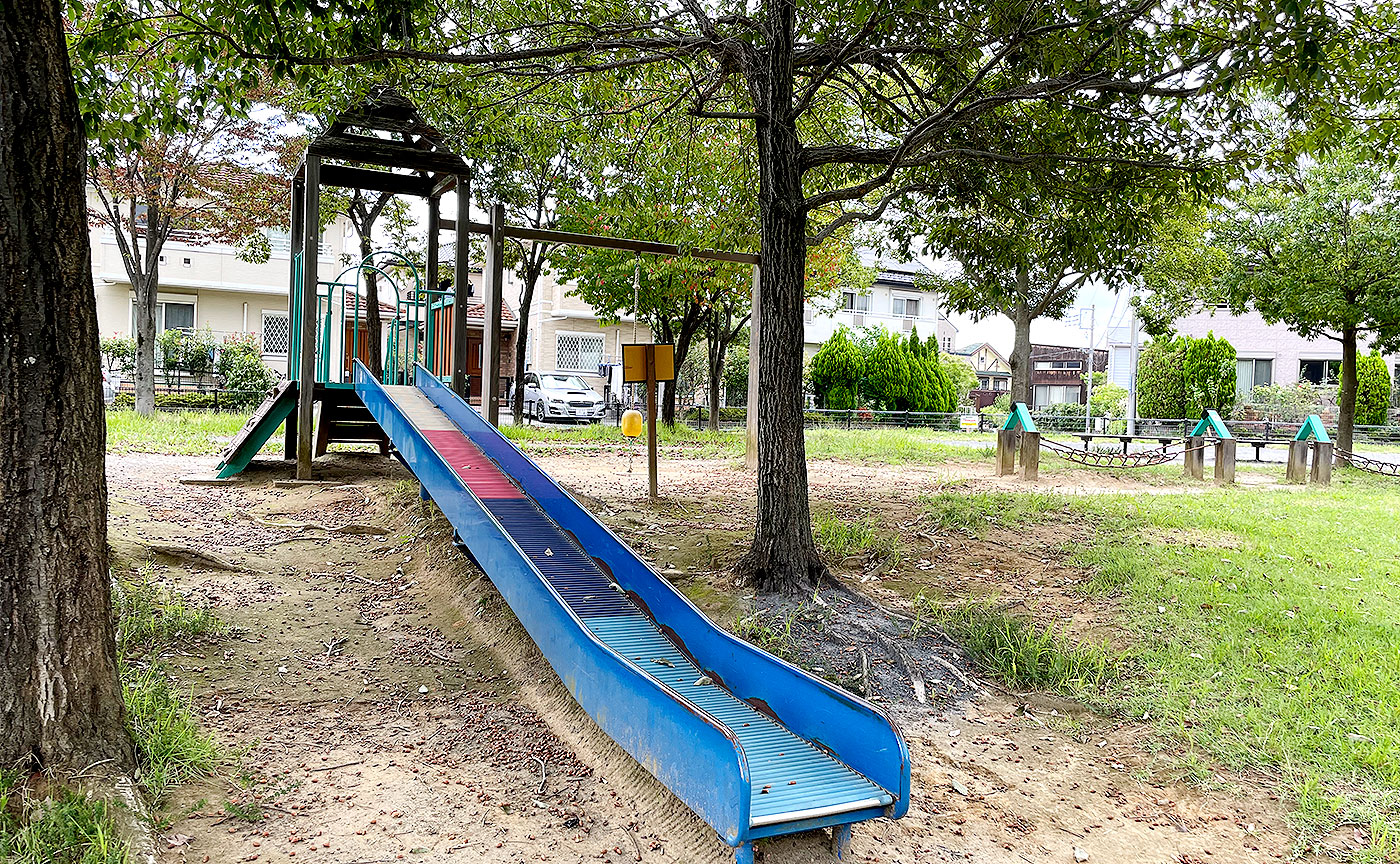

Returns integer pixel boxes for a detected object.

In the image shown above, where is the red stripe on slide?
[421,429,524,499]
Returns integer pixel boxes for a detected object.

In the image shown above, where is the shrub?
[1136,336,1187,418]
[941,353,979,405]
[1182,331,1236,416]
[1356,351,1392,426]
[861,329,911,410]
[112,392,217,410]
[1137,333,1238,418]
[809,326,864,409]
[157,328,216,374]
[101,336,137,374]
[1241,382,1332,422]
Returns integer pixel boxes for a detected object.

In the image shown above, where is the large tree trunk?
[1337,324,1357,464]
[1009,280,1033,407]
[0,0,135,774]
[707,329,723,433]
[735,26,825,594]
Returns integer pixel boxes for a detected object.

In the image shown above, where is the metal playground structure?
[211,89,906,863]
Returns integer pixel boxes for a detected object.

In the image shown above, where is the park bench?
[1075,433,1179,454]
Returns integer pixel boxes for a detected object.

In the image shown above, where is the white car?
[513,372,606,423]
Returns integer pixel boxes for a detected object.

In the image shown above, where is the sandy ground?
[108,449,1313,864]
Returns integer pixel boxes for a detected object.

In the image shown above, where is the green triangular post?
[1001,402,1037,433]
[1188,409,1233,439]
[1294,414,1331,443]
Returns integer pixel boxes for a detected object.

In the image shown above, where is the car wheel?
[533,400,546,422]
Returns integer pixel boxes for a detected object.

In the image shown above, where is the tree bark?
[512,248,545,424]
[1337,324,1357,464]
[357,234,383,379]
[0,0,136,773]
[1009,278,1033,407]
[735,19,826,594]
[133,266,159,415]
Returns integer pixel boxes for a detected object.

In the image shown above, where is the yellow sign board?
[622,343,676,383]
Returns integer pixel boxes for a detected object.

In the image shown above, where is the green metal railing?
[289,250,449,386]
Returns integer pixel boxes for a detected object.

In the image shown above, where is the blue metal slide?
[353,362,909,861]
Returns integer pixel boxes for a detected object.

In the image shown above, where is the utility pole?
[1082,305,1095,434]
[1127,287,1140,436]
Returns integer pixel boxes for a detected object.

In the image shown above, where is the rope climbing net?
[1038,437,1211,469]
[1334,448,1400,477]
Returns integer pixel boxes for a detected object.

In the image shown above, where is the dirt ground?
[108,449,1309,864]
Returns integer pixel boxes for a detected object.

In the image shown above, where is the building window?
[556,333,605,372]
[1236,358,1272,397]
[978,376,990,389]
[134,299,195,333]
[841,291,870,313]
[262,312,290,354]
[892,296,920,317]
[1299,359,1341,384]
[993,379,1008,391]
[182,257,192,267]
[1034,359,1083,371]
[1034,384,1080,405]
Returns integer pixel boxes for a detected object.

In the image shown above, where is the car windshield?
[541,374,591,390]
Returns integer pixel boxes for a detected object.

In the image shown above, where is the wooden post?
[646,345,659,500]
[1214,438,1236,485]
[426,195,440,295]
[481,201,504,425]
[745,265,760,472]
[1183,435,1204,480]
[296,156,321,480]
[996,429,1017,476]
[1286,441,1309,483]
[1311,441,1334,486]
[451,177,472,399]
[1019,430,1040,481]
[285,175,304,460]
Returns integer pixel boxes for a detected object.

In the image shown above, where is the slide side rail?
[413,365,910,819]
[353,362,753,844]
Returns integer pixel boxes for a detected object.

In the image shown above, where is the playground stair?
[353,362,909,862]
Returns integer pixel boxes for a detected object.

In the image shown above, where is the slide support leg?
[832,823,853,859]
[734,840,755,864]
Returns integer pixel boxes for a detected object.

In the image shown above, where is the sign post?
[623,343,676,500]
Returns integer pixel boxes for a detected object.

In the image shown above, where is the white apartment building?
[519,270,654,400]
[91,191,356,371]
[802,263,958,361]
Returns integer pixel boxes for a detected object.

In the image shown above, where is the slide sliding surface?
[352,362,908,855]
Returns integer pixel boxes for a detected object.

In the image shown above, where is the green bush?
[156,328,216,374]
[112,392,217,410]
[1356,351,1392,426]
[809,326,864,409]
[683,405,747,422]
[1137,332,1238,418]
[862,329,911,410]
[1182,331,1236,416]
[825,384,858,410]
[100,336,136,374]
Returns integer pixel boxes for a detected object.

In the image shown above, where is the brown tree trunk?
[707,329,723,433]
[1009,281,1033,408]
[735,22,825,594]
[513,251,544,425]
[1337,324,1357,464]
[358,235,383,379]
[0,0,135,774]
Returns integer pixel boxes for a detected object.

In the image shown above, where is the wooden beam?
[426,196,440,296]
[319,164,435,197]
[297,156,321,480]
[308,137,468,175]
[482,202,505,426]
[506,225,760,265]
[451,177,471,398]
[745,265,760,471]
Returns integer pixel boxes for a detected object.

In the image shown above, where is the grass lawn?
[107,409,272,457]
[920,474,1400,858]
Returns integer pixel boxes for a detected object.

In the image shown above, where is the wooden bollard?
[1019,431,1040,481]
[996,429,1018,476]
[1286,441,1309,484]
[1311,442,1333,486]
[1214,438,1236,485]
[1183,435,1205,480]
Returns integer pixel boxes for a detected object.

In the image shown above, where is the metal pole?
[296,156,321,480]
[745,264,760,472]
[482,201,505,425]
[285,176,304,460]
[451,176,471,397]
[1127,290,1140,437]
[1083,305,1095,434]
[647,346,659,500]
